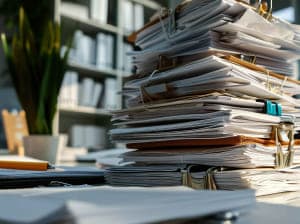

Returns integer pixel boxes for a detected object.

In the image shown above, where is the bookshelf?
[58,105,111,117]
[60,12,120,34]
[67,60,118,78]
[54,0,165,150]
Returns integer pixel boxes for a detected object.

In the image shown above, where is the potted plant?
[1,7,69,163]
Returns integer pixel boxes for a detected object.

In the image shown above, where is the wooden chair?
[1,110,29,155]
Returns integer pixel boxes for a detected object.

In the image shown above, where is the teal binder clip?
[257,100,282,116]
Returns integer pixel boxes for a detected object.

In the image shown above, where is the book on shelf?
[134,3,144,31]
[96,33,106,69]
[60,72,104,110]
[123,1,145,33]
[91,82,103,108]
[79,78,95,107]
[73,30,96,66]
[80,78,103,108]
[90,0,108,24]
[96,33,114,70]
[123,0,134,33]
[106,34,114,69]
[59,71,79,107]
[103,78,118,110]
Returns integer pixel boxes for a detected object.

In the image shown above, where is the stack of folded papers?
[106,165,300,196]
[107,0,300,196]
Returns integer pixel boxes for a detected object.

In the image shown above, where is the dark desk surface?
[1,152,300,224]
[236,203,300,224]
[160,202,300,224]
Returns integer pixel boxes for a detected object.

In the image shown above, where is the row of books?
[68,30,134,72]
[70,30,114,69]
[60,0,145,32]
[69,125,107,149]
[59,71,117,110]
[123,0,145,33]
[106,0,300,197]
[60,0,112,25]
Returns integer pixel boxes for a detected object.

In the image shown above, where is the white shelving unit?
[54,0,164,149]
[68,60,118,78]
[58,105,111,117]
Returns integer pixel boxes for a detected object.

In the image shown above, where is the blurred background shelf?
[131,0,162,10]
[60,12,120,34]
[67,60,119,78]
[53,0,165,151]
[59,105,112,117]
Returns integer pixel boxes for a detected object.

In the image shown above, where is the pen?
[0,160,50,171]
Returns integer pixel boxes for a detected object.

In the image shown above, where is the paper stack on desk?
[106,165,300,196]
[107,0,300,196]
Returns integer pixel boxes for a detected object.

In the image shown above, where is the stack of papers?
[122,56,300,107]
[108,0,300,196]
[106,165,300,196]
[121,145,300,168]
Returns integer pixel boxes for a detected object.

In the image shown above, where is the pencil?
[0,160,49,171]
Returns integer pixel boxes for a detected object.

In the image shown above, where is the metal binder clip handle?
[273,123,295,168]
[274,127,284,169]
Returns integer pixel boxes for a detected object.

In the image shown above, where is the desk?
[257,191,300,207]
[174,202,300,224]
[1,153,300,224]
[1,186,300,224]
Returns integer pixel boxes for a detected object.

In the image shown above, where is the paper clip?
[181,166,205,189]
[256,99,282,116]
[203,167,219,190]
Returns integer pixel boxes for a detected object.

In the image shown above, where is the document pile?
[107,0,300,196]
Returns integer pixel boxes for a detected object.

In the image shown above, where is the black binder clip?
[257,99,282,116]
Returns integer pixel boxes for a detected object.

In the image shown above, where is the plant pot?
[23,135,60,164]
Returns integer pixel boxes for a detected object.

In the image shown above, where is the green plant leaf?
[1,7,70,134]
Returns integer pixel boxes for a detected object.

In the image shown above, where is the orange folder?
[127,136,300,150]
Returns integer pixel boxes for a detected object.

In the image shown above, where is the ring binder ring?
[182,166,220,190]
[204,167,218,190]
[272,123,295,168]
